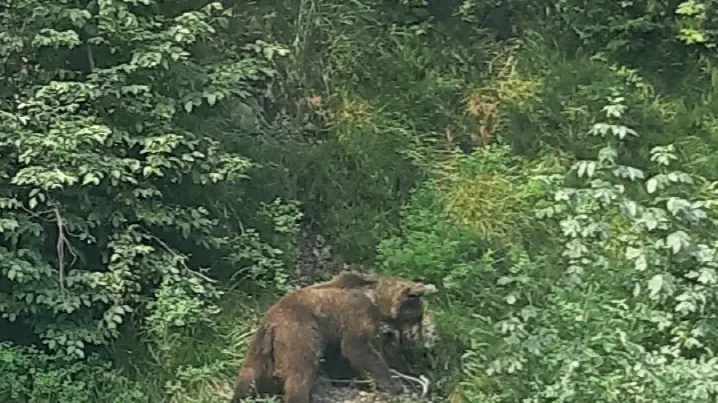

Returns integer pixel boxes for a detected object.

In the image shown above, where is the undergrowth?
[112,291,273,403]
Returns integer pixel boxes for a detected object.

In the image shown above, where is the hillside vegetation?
[1,0,718,402]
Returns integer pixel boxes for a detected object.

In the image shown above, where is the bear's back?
[269,287,380,343]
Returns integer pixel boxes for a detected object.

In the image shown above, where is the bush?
[0,342,146,403]
[377,87,718,401]
[0,0,301,400]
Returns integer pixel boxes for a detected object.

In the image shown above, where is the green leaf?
[587,161,596,177]
[641,211,660,230]
[497,276,513,285]
[597,146,617,164]
[646,177,658,194]
[206,93,217,106]
[575,160,596,178]
[635,254,647,272]
[613,166,645,181]
[621,200,638,216]
[666,197,691,215]
[81,173,99,186]
[666,231,690,254]
[697,268,717,285]
[625,246,642,260]
[648,274,663,298]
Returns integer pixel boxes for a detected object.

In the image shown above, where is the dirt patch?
[212,378,427,403]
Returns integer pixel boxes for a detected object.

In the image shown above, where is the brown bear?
[312,271,439,386]
[230,271,438,403]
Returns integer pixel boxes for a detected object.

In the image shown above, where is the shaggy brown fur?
[309,270,436,329]
[314,272,438,384]
[230,271,437,403]
[305,270,379,290]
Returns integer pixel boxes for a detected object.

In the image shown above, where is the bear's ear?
[406,282,438,297]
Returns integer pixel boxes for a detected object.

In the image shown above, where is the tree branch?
[146,232,217,284]
[53,207,78,294]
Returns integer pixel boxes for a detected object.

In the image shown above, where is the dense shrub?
[378,93,718,401]
[0,0,300,399]
[0,342,146,403]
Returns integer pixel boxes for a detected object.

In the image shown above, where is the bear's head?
[371,275,437,329]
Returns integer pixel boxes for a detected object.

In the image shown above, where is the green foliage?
[0,342,146,403]
[0,0,301,400]
[379,144,557,290]
[110,291,273,403]
[378,88,718,401]
[513,97,718,402]
[223,0,494,261]
[4,0,718,401]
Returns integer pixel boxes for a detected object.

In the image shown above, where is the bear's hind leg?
[272,313,321,403]
[283,371,315,403]
[231,364,260,403]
